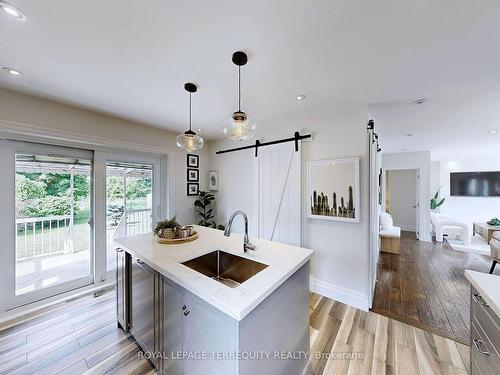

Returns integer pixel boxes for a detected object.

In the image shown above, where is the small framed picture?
[187,168,199,182]
[187,154,199,168]
[208,170,219,191]
[187,183,199,196]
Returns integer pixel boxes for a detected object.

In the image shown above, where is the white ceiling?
[1,0,500,142]
[369,90,500,160]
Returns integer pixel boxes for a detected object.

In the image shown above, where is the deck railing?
[16,215,73,260]
[16,208,152,261]
[113,208,152,239]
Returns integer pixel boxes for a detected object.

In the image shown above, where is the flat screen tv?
[450,171,500,197]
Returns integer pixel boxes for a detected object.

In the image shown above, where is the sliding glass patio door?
[0,141,166,312]
[0,141,94,310]
[106,160,156,271]
[94,152,161,280]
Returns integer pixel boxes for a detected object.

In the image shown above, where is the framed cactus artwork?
[307,158,360,223]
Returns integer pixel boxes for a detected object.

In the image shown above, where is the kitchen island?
[465,270,500,375]
[114,225,313,375]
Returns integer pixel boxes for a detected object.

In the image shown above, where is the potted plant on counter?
[154,216,180,240]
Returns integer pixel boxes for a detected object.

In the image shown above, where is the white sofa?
[380,212,401,237]
[490,232,499,274]
[380,212,401,254]
[430,212,471,246]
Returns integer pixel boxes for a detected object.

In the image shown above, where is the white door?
[387,169,418,231]
[0,140,94,311]
[94,151,161,280]
[257,142,301,246]
[368,129,381,307]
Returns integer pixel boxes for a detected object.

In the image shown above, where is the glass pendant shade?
[177,82,204,152]
[176,130,204,152]
[222,111,256,141]
[224,51,256,141]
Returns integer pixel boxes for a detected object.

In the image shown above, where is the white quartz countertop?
[115,226,313,321]
[465,270,500,317]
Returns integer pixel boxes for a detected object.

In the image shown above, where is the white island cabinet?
[465,270,500,375]
[115,225,313,375]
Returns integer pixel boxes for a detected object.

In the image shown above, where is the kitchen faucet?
[224,211,256,253]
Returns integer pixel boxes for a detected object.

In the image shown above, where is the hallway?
[372,231,495,345]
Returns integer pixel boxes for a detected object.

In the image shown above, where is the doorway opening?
[385,169,419,235]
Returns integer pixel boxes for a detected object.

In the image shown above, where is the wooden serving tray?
[156,232,198,244]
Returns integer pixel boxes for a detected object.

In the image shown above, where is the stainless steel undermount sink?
[182,250,268,288]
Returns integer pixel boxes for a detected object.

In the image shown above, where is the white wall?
[382,151,432,241]
[387,169,417,231]
[432,156,500,227]
[0,88,207,225]
[430,160,441,195]
[207,105,371,310]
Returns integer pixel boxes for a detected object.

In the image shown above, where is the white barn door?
[257,142,301,246]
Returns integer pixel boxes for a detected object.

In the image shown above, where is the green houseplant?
[194,191,225,230]
[194,191,216,228]
[154,215,180,239]
[487,217,500,227]
[430,187,445,211]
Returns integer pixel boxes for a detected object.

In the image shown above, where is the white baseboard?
[0,280,115,326]
[310,277,369,311]
[396,224,417,232]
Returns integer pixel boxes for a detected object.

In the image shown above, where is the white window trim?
[0,119,171,154]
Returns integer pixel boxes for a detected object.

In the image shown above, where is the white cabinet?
[161,277,238,375]
[162,280,183,375]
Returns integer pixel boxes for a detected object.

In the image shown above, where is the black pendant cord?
[238,65,241,112]
[189,92,192,132]
[183,82,197,135]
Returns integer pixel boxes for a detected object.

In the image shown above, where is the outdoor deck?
[16,226,117,294]
[16,209,151,295]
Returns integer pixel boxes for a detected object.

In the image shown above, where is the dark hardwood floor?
[372,230,497,345]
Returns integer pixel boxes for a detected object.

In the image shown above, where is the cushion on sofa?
[491,233,500,259]
[380,226,401,238]
[380,212,393,230]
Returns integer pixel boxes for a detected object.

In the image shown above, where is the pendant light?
[222,51,256,141]
[176,83,204,152]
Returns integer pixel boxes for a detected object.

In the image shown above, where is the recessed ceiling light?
[296,95,306,101]
[488,129,497,134]
[2,67,22,76]
[0,1,27,21]
[412,98,427,105]
[197,128,204,132]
